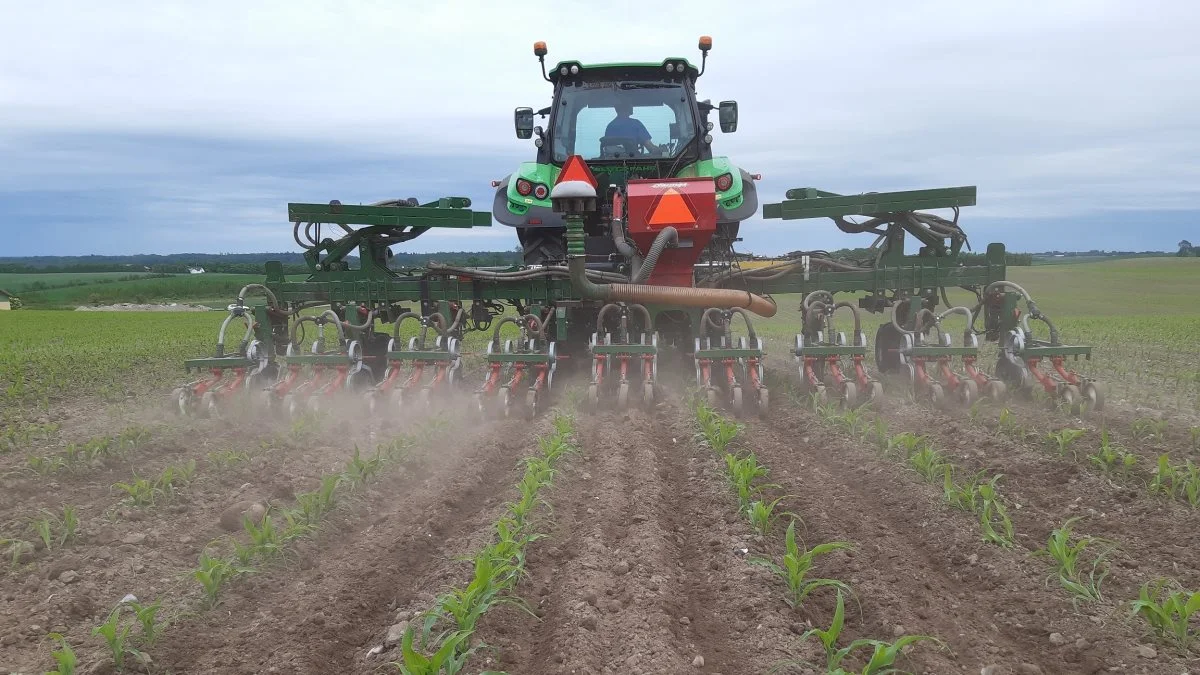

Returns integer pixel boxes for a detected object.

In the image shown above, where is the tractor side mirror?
[718,101,738,133]
[514,107,535,139]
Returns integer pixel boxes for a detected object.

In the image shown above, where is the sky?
[2,0,1198,257]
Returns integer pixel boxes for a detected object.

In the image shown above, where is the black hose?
[631,227,679,284]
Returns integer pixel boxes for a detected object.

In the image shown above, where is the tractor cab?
[495,38,756,267]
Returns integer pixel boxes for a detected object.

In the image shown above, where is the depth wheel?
[732,385,744,417]
[284,394,299,419]
[1061,384,1082,414]
[419,387,433,409]
[1083,382,1104,412]
[867,381,884,407]
[617,382,629,410]
[201,391,219,418]
[985,379,1007,403]
[500,388,512,418]
[643,382,655,408]
[587,383,599,407]
[958,379,979,407]
[841,381,858,408]
[928,383,946,408]
[706,387,719,408]
[757,387,770,418]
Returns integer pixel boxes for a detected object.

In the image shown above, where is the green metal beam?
[287,202,491,228]
[763,186,977,221]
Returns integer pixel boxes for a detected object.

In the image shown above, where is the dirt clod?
[219,500,267,531]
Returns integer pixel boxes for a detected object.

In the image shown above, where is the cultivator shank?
[476,314,557,419]
[793,292,882,407]
[369,309,464,413]
[694,308,768,417]
[587,303,658,409]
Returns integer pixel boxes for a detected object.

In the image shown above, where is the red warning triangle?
[555,155,597,187]
[647,188,697,226]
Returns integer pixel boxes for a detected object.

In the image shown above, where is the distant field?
[0,271,164,293]
[13,273,265,308]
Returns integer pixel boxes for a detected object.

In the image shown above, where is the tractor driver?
[604,102,662,154]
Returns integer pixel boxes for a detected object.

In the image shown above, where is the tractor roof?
[548,58,699,83]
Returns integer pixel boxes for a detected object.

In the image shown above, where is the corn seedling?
[997,408,1024,439]
[776,590,942,675]
[863,418,890,452]
[244,513,284,560]
[1045,428,1086,460]
[207,448,250,468]
[888,432,928,459]
[1089,431,1138,476]
[1132,417,1168,442]
[46,633,77,675]
[1034,517,1114,603]
[724,452,776,508]
[748,520,851,609]
[1129,578,1200,652]
[114,476,160,507]
[194,550,236,608]
[27,453,66,475]
[1189,426,1200,452]
[342,445,384,490]
[394,625,476,675]
[943,466,987,513]
[695,402,742,454]
[977,475,1014,548]
[908,445,948,483]
[3,537,33,568]
[128,599,164,646]
[745,496,799,537]
[92,605,142,670]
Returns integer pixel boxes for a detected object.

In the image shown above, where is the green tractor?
[493,37,757,267]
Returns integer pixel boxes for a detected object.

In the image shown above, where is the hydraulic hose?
[565,217,777,317]
[236,284,278,309]
[610,216,638,259]
[215,311,254,358]
[631,227,679,284]
[983,280,1056,341]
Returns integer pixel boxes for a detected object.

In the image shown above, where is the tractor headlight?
[516,178,534,196]
[533,183,549,200]
[665,63,675,73]
[559,65,569,76]
[715,172,733,192]
[570,64,580,75]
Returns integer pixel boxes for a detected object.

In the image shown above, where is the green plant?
[746,496,798,537]
[943,466,985,513]
[342,445,384,490]
[1132,417,1169,442]
[908,445,948,482]
[695,402,742,454]
[207,448,251,468]
[58,505,78,546]
[92,605,141,670]
[775,590,942,675]
[113,476,159,507]
[863,418,890,452]
[46,633,77,675]
[1045,428,1086,460]
[977,475,1014,548]
[244,513,284,560]
[996,408,1023,438]
[888,432,928,459]
[1089,430,1138,476]
[194,550,236,608]
[724,452,775,509]
[394,625,477,675]
[1034,517,1114,603]
[129,599,164,646]
[1189,426,1200,452]
[748,520,851,609]
[1129,578,1200,652]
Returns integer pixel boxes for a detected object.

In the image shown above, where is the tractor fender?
[717,168,759,223]
[492,174,566,228]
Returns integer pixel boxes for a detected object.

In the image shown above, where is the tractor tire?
[517,228,567,266]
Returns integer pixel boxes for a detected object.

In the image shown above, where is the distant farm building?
[188,267,206,274]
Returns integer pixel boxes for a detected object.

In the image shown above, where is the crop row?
[805,394,1200,656]
[693,400,942,674]
[391,413,576,674]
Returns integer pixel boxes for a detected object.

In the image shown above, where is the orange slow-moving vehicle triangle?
[647,188,697,226]
[555,155,598,187]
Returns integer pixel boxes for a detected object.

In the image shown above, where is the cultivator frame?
[176,37,1101,420]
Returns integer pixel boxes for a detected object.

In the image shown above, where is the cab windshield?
[550,80,697,162]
